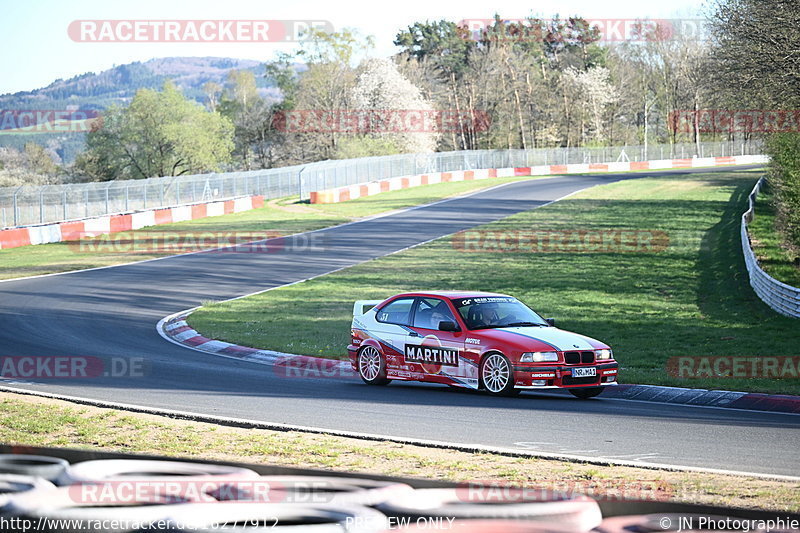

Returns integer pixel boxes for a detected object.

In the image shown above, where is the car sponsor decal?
[404,344,459,367]
[452,296,517,307]
[465,337,481,345]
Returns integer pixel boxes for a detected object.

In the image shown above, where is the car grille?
[564,351,595,364]
[562,376,599,386]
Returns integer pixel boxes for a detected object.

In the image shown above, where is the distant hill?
[0,57,283,111]
[0,57,292,163]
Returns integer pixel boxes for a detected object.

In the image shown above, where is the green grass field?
[189,168,800,395]
[0,175,533,280]
[747,185,800,287]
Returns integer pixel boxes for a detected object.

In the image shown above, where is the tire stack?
[0,453,794,532]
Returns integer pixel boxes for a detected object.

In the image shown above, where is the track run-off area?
[1,167,798,478]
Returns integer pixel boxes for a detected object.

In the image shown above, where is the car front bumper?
[512,362,619,388]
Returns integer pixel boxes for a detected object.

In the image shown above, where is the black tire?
[0,455,69,482]
[570,387,604,399]
[357,346,391,386]
[479,353,519,396]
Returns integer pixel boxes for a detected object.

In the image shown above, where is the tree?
[279,29,374,162]
[708,0,800,249]
[562,67,619,145]
[219,70,264,169]
[201,82,222,112]
[23,142,59,176]
[0,143,63,187]
[350,57,438,154]
[707,0,800,109]
[75,82,234,180]
[395,21,476,149]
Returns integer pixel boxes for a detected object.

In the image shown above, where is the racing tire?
[57,458,258,485]
[479,353,519,396]
[569,387,604,399]
[375,487,602,531]
[357,346,391,386]
[0,455,69,482]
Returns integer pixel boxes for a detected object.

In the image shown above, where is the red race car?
[348,291,618,398]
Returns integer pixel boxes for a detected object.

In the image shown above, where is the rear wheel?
[570,387,603,399]
[480,353,519,396]
[357,346,390,386]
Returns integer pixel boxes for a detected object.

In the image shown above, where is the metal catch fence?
[1,140,761,228]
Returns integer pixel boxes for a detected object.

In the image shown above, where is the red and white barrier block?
[309,154,768,204]
[0,196,265,250]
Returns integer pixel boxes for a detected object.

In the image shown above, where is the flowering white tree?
[563,67,619,144]
[351,57,439,153]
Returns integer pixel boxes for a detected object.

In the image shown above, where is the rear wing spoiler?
[353,300,382,316]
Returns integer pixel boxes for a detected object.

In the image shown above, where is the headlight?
[595,349,613,360]
[521,351,558,363]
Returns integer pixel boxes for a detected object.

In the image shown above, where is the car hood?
[479,326,606,351]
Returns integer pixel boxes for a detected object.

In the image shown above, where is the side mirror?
[438,321,460,332]
[545,318,556,326]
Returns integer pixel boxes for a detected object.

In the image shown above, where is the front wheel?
[480,353,519,396]
[357,346,391,386]
[570,387,603,399]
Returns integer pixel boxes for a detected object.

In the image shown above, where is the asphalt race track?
[1,167,798,477]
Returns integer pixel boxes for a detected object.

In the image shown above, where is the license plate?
[571,367,596,378]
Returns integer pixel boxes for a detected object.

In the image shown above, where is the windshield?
[451,296,548,330]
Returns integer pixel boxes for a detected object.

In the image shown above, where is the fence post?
[298,167,307,200]
[39,186,45,223]
[13,186,22,227]
[105,183,110,214]
[125,184,129,212]
[63,189,68,220]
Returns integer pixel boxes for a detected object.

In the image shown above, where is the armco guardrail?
[1,141,761,228]
[0,195,265,250]
[741,177,800,318]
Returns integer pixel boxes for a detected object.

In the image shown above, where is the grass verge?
[0,175,533,281]
[0,391,797,511]
[748,185,800,287]
[189,168,800,395]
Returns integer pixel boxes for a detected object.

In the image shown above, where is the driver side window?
[412,298,456,330]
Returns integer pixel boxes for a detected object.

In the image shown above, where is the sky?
[1,0,707,95]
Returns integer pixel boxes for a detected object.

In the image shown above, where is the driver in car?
[470,303,501,328]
